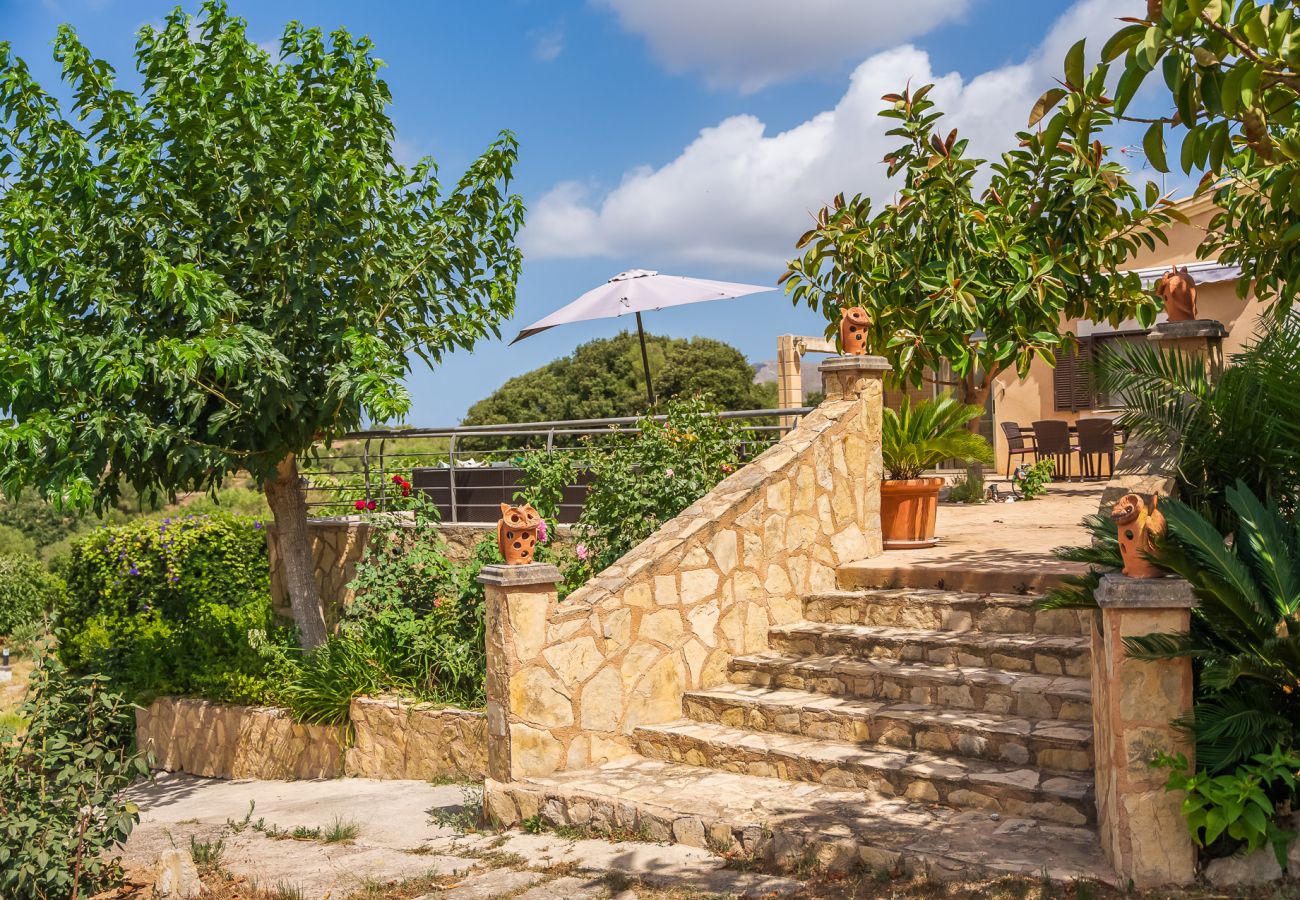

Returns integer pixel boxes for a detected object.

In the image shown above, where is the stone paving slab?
[490,756,1116,885]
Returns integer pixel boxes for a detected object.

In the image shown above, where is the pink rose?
[575,543,589,562]
[537,520,549,543]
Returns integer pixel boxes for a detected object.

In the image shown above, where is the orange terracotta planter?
[879,477,944,550]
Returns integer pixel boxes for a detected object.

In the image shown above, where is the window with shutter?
[1053,340,1095,412]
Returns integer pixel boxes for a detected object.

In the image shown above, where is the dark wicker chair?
[1076,418,1117,480]
[999,421,1036,476]
[1031,419,1079,481]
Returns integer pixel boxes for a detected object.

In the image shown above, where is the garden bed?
[136,695,486,781]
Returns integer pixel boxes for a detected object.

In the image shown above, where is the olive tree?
[782,76,1181,413]
[0,2,524,647]
[1034,0,1300,312]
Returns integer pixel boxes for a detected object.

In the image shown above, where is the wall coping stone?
[478,563,563,587]
[1148,319,1227,341]
[1095,572,1198,610]
[817,355,893,375]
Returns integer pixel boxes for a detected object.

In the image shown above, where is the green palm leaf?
[882,393,992,479]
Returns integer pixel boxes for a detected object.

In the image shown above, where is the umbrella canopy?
[510,269,774,343]
[509,269,775,406]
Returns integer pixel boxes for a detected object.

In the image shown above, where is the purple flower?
[254,521,263,530]
[129,566,139,576]
[537,520,548,543]
[575,543,589,562]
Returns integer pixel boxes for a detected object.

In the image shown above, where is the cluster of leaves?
[1096,314,1300,530]
[461,332,778,450]
[1013,458,1055,501]
[57,513,281,704]
[782,77,1181,408]
[1037,0,1300,313]
[517,396,748,581]
[881,394,992,480]
[0,656,149,899]
[0,553,64,641]
[1157,745,1300,867]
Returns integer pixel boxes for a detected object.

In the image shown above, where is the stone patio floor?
[841,482,1104,594]
[119,773,806,898]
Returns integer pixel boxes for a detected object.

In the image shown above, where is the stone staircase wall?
[481,357,890,780]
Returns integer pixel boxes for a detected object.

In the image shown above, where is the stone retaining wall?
[137,695,487,781]
[267,518,572,623]
[482,356,889,785]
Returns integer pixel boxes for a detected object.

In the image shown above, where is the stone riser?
[484,758,1114,883]
[768,624,1091,679]
[729,655,1093,723]
[633,724,1093,827]
[681,690,1093,773]
[804,591,1090,637]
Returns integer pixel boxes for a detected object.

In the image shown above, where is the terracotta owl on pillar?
[839,306,872,356]
[1109,493,1168,579]
[1155,267,1198,322]
[498,503,542,565]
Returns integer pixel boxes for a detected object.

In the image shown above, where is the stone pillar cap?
[1095,572,1198,609]
[818,355,892,375]
[1148,319,1228,341]
[477,563,562,587]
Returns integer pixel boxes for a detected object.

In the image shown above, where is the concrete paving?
[841,482,1104,594]
[122,773,805,898]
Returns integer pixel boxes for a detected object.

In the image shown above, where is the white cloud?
[594,0,972,93]
[525,0,1133,269]
[531,24,565,63]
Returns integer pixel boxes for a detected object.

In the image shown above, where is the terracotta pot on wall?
[879,477,945,549]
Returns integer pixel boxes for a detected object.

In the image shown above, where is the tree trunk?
[263,453,328,649]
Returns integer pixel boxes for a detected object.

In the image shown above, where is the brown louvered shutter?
[1053,340,1095,412]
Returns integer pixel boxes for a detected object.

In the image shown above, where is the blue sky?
[2,0,1178,425]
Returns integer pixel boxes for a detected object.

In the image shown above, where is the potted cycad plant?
[881,393,993,549]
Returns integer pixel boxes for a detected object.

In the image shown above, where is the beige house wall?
[991,196,1266,473]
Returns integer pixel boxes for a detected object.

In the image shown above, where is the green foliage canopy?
[0,2,522,501]
[462,332,774,427]
[783,82,1181,407]
[1034,0,1300,312]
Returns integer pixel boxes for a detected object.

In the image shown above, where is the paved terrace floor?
[841,481,1103,595]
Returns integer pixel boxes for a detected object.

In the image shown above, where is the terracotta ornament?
[1109,492,1168,579]
[497,503,542,565]
[839,306,872,355]
[1154,267,1197,322]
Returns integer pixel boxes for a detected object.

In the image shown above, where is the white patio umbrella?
[510,269,775,405]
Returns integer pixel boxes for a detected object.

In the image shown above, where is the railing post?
[448,434,459,524]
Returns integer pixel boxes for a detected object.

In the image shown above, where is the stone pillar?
[819,354,892,403]
[777,335,803,430]
[1091,573,1198,887]
[480,563,562,783]
[1148,319,1228,378]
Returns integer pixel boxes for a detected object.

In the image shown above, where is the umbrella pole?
[635,311,656,407]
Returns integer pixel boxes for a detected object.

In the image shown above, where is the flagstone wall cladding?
[136,695,486,781]
[482,357,889,783]
[268,519,572,624]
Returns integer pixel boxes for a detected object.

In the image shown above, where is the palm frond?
[1227,481,1300,616]
[1123,631,1203,660]
[881,393,992,479]
[1189,688,1297,773]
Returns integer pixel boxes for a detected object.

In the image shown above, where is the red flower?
[354,499,367,510]
[401,487,411,497]
[366,499,377,511]
[392,474,404,485]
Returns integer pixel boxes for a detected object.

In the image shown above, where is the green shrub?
[0,553,64,638]
[946,471,986,504]
[57,513,280,703]
[0,525,37,558]
[0,656,149,899]
[1013,458,1054,500]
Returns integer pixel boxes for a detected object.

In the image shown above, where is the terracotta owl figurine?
[1109,493,1168,579]
[839,306,872,356]
[1155,267,1197,322]
[498,503,542,565]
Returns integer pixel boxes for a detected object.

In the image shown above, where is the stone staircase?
[490,585,1113,881]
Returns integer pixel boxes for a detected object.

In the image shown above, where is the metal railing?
[300,406,815,521]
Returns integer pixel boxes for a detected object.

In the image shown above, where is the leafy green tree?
[462,332,771,427]
[0,2,524,646]
[782,81,1180,414]
[1033,0,1300,312]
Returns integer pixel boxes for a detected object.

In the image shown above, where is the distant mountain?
[752,358,823,396]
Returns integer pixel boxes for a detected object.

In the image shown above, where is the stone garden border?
[136,695,486,781]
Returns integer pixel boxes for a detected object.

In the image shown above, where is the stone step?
[729,653,1092,722]
[633,721,1094,826]
[486,757,1112,882]
[682,684,1093,772]
[769,622,1091,678]
[804,589,1090,637]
